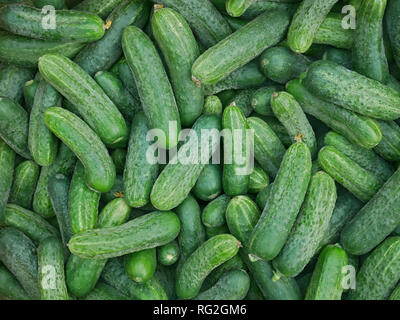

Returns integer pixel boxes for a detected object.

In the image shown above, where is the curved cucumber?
[374,120,400,161]
[125,248,157,283]
[193,164,222,201]
[158,240,180,266]
[248,165,269,194]
[0,139,15,225]
[0,263,30,300]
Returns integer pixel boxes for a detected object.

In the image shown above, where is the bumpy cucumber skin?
[0,263,30,300]
[84,282,128,300]
[158,240,180,266]
[123,112,159,208]
[38,236,69,300]
[201,194,230,228]
[303,60,400,120]
[248,165,269,194]
[28,79,60,166]
[0,97,30,159]
[125,248,157,283]
[0,227,39,299]
[318,146,382,203]
[287,0,339,53]
[271,91,317,158]
[352,0,388,83]
[122,26,181,150]
[176,234,240,299]
[348,237,400,300]
[251,86,281,116]
[386,0,400,70]
[0,140,15,225]
[341,167,400,255]
[69,161,100,234]
[23,80,39,111]
[192,9,290,85]
[193,164,222,201]
[44,107,115,193]
[305,244,348,300]
[73,0,124,18]
[374,120,400,161]
[249,142,311,261]
[273,172,337,277]
[38,54,128,147]
[286,79,383,149]
[152,8,203,127]
[0,4,105,42]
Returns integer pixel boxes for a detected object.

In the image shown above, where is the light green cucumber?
[158,240,180,266]
[125,248,157,283]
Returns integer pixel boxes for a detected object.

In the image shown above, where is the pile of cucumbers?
[1,0,400,301]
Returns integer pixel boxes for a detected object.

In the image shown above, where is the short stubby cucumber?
[125,248,157,283]
[248,165,269,194]
[158,240,180,266]
[193,164,222,201]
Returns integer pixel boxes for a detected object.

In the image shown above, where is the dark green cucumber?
[123,112,159,208]
[0,227,39,299]
[374,120,400,161]
[44,107,115,193]
[386,0,400,70]
[347,237,400,300]
[122,26,181,150]
[84,281,128,300]
[0,139,15,225]
[0,64,35,105]
[352,0,388,83]
[39,54,128,147]
[305,244,348,300]
[0,4,105,42]
[249,142,312,261]
[73,0,124,18]
[0,263,30,300]
[272,171,337,277]
[248,165,269,194]
[251,86,281,116]
[176,234,240,299]
[271,91,317,158]
[150,114,221,210]
[23,79,39,111]
[202,194,230,228]
[28,79,60,166]
[303,60,400,120]
[33,0,66,9]
[318,146,382,202]
[259,46,311,84]
[69,161,100,234]
[323,48,353,69]
[340,167,400,255]
[226,0,257,17]
[111,149,126,175]
[152,7,203,127]
[0,97,30,158]
[38,236,69,300]
[158,240,180,266]
[286,79,383,149]
[125,248,157,283]
[203,95,222,116]
[193,164,222,201]
[192,9,290,85]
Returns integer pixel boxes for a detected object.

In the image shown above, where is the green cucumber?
[241,0,298,20]
[33,0,66,9]
[10,159,38,209]
[318,146,382,202]
[152,7,203,127]
[390,284,400,300]
[69,161,100,234]
[0,4,105,42]
[122,26,181,150]
[176,234,240,299]
[23,79,39,111]
[111,149,126,174]
[347,237,400,300]
[271,91,317,158]
[225,89,255,117]
[205,224,230,239]
[286,79,383,149]
[374,120,400,161]
[272,171,337,277]
[0,263,29,300]
[158,240,180,266]
[305,244,348,300]
[43,107,115,193]
[226,0,257,17]
[38,236,69,300]
[0,64,35,105]
[386,0,400,70]
[125,248,157,283]
[84,281,128,300]
[287,0,339,53]
[117,59,140,98]
[203,95,222,116]
[193,164,222,201]
[323,48,353,69]
[0,139,15,225]
[73,0,124,18]
[254,115,292,147]
[202,194,230,228]
[248,165,269,194]
[123,112,159,208]
[255,184,272,210]
[249,142,312,261]
[251,86,281,116]
[303,60,400,121]
[192,9,290,85]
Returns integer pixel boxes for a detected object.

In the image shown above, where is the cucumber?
[254,115,292,147]
[249,142,312,261]
[125,248,157,283]
[323,48,353,69]
[0,140,15,223]
[251,86,281,116]
[158,240,180,266]
[73,0,124,18]
[318,146,382,202]
[303,60,400,121]
[203,95,222,116]
[43,107,115,193]
[390,284,400,300]
[195,269,250,300]
[23,79,39,111]
[255,184,272,210]
[305,244,348,300]
[241,0,298,20]
[33,0,66,9]
[374,120,400,162]
[122,26,181,150]
[286,79,383,149]
[205,224,230,239]
[84,282,128,300]
[0,4,105,42]
[38,236,69,300]
[150,114,221,211]
[0,64,35,105]
[287,0,339,53]
[111,149,126,174]
[193,164,222,201]
[226,89,255,117]
[247,117,286,178]
[192,9,290,85]
[117,59,140,98]
[28,79,60,166]
[386,0,400,70]
[248,165,269,194]
[259,46,311,84]
[74,0,150,76]
[68,211,180,259]
[272,172,337,277]
[152,7,203,127]
[123,112,159,208]
[69,161,100,234]
[0,227,39,299]
[347,237,400,300]
[0,97,30,158]
[0,263,30,300]
[38,54,129,147]
[352,0,388,83]
[176,234,240,299]
[271,91,317,158]
[202,194,230,228]
[340,167,400,255]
